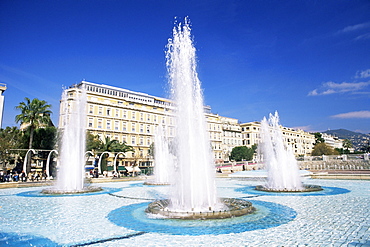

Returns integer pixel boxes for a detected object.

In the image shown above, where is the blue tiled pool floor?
[0,179,369,246]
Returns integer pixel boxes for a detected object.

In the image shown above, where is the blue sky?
[1,0,369,133]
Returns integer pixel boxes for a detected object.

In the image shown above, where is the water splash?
[259,111,303,191]
[55,87,87,192]
[166,18,219,212]
[153,125,172,184]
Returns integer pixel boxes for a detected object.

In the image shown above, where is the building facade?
[60,81,317,168]
[240,121,316,156]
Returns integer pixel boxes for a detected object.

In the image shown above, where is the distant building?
[0,83,6,129]
[60,81,317,167]
[240,122,315,156]
[321,133,344,150]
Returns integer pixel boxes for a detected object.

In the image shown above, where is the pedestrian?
[21,171,27,182]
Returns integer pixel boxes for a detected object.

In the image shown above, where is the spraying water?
[55,87,87,192]
[166,18,219,212]
[153,125,172,184]
[259,111,303,191]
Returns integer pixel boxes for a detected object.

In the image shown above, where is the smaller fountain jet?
[144,125,172,185]
[43,85,101,194]
[255,111,322,192]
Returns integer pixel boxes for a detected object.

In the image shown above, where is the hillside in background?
[324,129,370,151]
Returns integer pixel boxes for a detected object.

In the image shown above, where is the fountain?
[43,87,101,194]
[146,18,254,219]
[255,111,322,192]
[144,125,172,185]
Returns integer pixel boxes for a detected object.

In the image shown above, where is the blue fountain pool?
[0,178,369,246]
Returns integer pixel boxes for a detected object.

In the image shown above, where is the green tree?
[230,145,257,161]
[99,136,134,153]
[148,142,155,158]
[15,97,52,149]
[95,136,134,172]
[0,126,24,166]
[31,127,57,150]
[313,132,325,145]
[342,139,353,152]
[86,131,103,152]
[311,143,339,156]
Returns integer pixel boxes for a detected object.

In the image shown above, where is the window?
[88,118,93,128]
[146,125,150,133]
[140,124,144,133]
[131,136,136,145]
[132,111,136,119]
[123,110,127,118]
[140,113,144,121]
[98,119,102,129]
[115,109,119,117]
[131,123,136,132]
[98,107,102,115]
[115,121,119,130]
[107,120,111,130]
[89,105,93,114]
[107,108,111,116]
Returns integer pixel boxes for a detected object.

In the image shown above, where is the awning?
[118,166,127,171]
[125,166,133,172]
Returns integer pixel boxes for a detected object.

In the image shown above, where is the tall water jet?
[56,87,87,192]
[146,18,255,218]
[43,86,100,194]
[166,19,218,212]
[256,111,321,192]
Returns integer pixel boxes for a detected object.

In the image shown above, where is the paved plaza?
[0,178,369,246]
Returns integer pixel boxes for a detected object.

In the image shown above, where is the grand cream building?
[240,122,316,156]
[60,81,317,168]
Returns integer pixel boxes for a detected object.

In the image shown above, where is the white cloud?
[339,22,370,33]
[355,32,370,41]
[331,111,370,119]
[308,80,370,96]
[307,89,318,96]
[291,125,313,132]
[355,69,370,79]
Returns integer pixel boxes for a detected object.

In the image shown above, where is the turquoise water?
[0,178,369,246]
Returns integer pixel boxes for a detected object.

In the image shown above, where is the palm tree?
[100,136,134,153]
[97,136,134,172]
[15,97,52,149]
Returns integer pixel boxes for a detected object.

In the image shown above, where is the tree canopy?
[230,145,257,161]
[313,132,325,145]
[342,139,353,151]
[0,127,24,165]
[15,97,52,149]
[86,133,134,154]
[311,143,339,156]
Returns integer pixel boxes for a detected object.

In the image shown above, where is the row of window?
[88,118,175,136]
[88,105,173,125]
[96,133,152,147]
